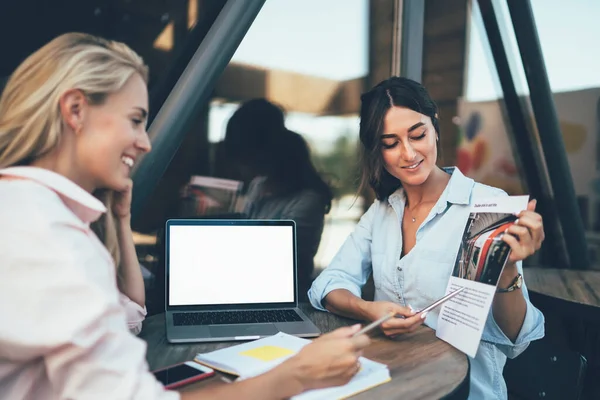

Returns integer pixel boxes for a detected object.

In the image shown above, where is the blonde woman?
[0,33,370,400]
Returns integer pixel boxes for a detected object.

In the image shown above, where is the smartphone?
[152,361,215,389]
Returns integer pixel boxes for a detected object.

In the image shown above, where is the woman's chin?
[103,178,130,193]
[398,166,436,187]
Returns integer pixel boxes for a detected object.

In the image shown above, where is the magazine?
[179,175,244,217]
[436,195,529,357]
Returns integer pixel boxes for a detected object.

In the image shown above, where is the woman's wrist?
[264,359,306,398]
[498,262,519,288]
[115,214,132,234]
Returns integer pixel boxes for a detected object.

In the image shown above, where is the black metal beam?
[131,0,266,223]
[505,0,589,269]
[399,0,424,82]
[476,0,567,267]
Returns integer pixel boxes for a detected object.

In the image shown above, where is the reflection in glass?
[459,0,525,195]
[207,0,369,275]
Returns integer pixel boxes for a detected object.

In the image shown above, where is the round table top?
[140,304,469,399]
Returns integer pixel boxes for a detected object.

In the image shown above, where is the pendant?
[412,217,416,223]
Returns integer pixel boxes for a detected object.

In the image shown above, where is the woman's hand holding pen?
[279,324,371,393]
[362,301,425,337]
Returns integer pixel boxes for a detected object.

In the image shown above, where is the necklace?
[405,200,434,223]
[405,207,418,223]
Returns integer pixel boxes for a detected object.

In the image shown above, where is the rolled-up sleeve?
[0,229,178,400]
[480,261,545,358]
[120,293,148,336]
[308,202,379,311]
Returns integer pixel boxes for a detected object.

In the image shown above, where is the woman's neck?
[31,150,95,193]
[403,166,450,208]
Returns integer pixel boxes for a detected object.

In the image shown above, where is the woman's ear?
[59,89,88,134]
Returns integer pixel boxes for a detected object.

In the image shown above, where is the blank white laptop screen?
[168,224,295,306]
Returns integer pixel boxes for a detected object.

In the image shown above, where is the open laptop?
[165,219,321,343]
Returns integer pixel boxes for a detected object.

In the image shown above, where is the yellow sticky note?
[240,345,294,362]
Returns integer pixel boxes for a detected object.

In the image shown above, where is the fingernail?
[514,219,519,225]
[421,312,428,320]
[409,305,416,313]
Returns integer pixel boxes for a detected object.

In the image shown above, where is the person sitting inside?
[218,99,333,298]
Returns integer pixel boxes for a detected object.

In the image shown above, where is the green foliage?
[310,134,361,198]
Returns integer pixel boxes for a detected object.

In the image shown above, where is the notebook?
[193,332,391,399]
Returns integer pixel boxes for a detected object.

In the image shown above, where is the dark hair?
[224,99,333,213]
[218,98,286,181]
[358,76,440,200]
[263,129,333,213]
[224,98,285,153]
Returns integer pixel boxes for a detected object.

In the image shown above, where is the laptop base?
[166,307,320,343]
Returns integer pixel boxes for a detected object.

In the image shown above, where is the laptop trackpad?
[209,324,278,338]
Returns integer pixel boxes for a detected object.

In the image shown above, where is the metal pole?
[477,0,567,267]
[399,0,424,82]
[506,0,589,269]
[131,0,266,222]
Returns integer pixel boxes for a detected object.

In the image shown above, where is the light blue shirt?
[308,167,545,400]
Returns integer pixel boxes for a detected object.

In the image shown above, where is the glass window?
[458,0,526,195]
[528,0,600,261]
[207,0,369,272]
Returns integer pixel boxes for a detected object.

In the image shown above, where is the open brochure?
[179,175,244,217]
[194,332,390,400]
[436,195,529,358]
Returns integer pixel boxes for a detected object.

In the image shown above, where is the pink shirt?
[0,167,178,400]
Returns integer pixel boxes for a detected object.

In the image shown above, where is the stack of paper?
[194,332,390,399]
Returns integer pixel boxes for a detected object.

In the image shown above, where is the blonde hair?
[0,32,149,268]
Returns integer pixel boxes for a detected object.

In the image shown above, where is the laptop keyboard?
[173,309,304,326]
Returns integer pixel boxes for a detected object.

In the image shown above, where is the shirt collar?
[388,166,475,211]
[439,166,474,206]
[0,166,106,224]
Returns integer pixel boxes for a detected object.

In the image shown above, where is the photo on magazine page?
[452,212,517,286]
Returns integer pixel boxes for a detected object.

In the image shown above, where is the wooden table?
[525,267,600,319]
[140,304,469,399]
[525,267,600,399]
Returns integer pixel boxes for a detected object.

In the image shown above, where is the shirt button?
[397,266,403,271]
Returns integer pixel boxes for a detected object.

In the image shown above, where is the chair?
[504,338,587,400]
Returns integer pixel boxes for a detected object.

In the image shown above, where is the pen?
[353,312,396,337]
[352,286,466,337]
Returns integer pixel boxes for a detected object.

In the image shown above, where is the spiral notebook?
[194,332,390,399]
